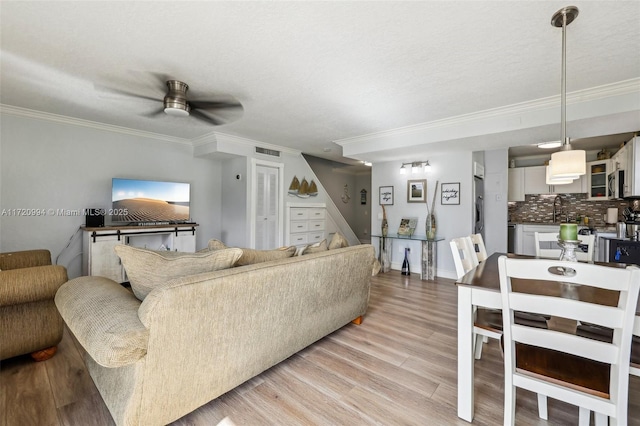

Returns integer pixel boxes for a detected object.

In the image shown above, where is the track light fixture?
[399,161,431,174]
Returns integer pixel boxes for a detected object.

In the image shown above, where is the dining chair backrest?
[498,256,640,425]
[534,232,595,261]
[533,232,562,259]
[576,233,596,262]
[469,233,488,262]
[450,237,479,279]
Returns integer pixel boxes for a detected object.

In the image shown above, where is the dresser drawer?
[308,208,326,220]
[290,221,309,233]
[308,220,325,231]
[290,208,310,220]
[290,234,309,245]
[307,232,325,243]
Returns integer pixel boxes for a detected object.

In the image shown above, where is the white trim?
[334,78,640,147]
[0,104,191,145]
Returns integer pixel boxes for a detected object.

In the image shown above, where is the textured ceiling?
[1,1,639,166]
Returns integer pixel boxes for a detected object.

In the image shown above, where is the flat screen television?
[111,178,191,225]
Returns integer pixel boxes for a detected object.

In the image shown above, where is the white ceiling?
[1,1,639,167]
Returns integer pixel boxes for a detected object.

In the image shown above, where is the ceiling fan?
[97,74,243,126]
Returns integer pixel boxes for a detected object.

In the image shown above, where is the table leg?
[457,286,475,421]
[421,240,437,280]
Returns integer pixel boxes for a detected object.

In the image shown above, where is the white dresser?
[286,203,326,246]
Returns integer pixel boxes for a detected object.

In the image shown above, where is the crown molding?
[0,104,192,145]
[335,78,640,147]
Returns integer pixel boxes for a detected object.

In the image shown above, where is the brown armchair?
[0,249,68,361]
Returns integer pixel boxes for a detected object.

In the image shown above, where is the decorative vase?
[401,247,410,276]
[381,205,388,236]
[426,213,436,239]
[381,219,388,237]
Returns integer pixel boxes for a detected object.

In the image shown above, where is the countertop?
[508,222,617,233]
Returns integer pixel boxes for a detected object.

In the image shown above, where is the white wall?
[0,114,222,278]
[220,156,248,247]
[483,149,509,255]
[371,152,473,278]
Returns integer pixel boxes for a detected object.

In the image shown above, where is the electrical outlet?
[377,212,383,220]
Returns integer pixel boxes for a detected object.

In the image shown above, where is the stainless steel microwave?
[608,169,624,199]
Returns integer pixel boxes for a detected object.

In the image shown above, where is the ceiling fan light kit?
[163,80,191,116]
[549,5,586,180]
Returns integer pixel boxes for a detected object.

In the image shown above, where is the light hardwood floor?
[2,270,639,425]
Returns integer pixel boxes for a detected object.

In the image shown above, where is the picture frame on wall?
[407,179,427,203]
[379,186,394,205]
[441,182,460,205]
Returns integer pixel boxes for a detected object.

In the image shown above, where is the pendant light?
[549,6,586,179]
[546,160,576,185]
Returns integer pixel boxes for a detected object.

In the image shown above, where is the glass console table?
[371,234,444,281]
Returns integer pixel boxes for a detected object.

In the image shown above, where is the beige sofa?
[55,244,375,426]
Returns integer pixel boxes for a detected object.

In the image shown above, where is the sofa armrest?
[0,249,52,270]
[55,276,149,368]
[0,265,68,306]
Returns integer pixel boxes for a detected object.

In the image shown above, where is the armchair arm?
[0,249,52,270]
[55,276,149,368]
[0,265,68,306]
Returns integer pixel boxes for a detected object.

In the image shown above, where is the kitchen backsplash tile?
[508,193,631,226]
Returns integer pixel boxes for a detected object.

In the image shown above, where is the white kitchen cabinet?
[508,168,525,202]
[624,136,639,198]
[586,160,609,200]
[524,166,550,194]
[522,166,586,195]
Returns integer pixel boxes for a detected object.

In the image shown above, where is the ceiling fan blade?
[141,107,166,118]
[148,72,174,87]
[189,99,243,111]
[190,108,225,125]
[94,84,160,102]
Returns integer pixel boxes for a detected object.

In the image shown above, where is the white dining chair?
[450,236,499,359]
[535,232,596,262]
[469,233,488,262]
[450,237,479,279]
[498,256,640,425]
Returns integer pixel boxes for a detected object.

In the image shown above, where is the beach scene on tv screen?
[112,179,190,223]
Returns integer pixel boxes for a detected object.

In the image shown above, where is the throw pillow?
[328,232,350,250]
[206,238,296,266]
[114,245,242,301]
[207,239,228,251]
[303,239,328,255]
[236,246,297,266]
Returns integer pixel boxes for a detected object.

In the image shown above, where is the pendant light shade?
[549,6,586,180]
[550,146,586,178]
[546,160,577,185]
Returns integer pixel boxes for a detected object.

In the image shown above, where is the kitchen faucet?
[552,195,563,223]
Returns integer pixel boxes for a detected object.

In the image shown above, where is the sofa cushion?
[328,232,350,250]
[206,239,297,266]
[303,239,328,255]
[114,245,242,300]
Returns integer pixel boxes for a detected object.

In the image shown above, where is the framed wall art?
[441,182,460,205]
[407,179,427,203]
[379,186,394,205]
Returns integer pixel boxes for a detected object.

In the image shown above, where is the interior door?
[254,164,279,249]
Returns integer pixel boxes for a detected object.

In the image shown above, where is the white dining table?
[456,253,640,422]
